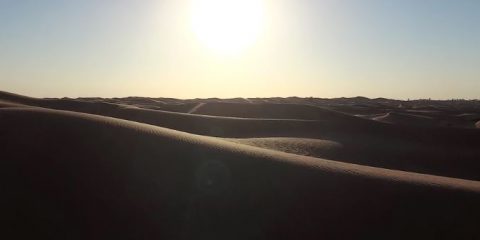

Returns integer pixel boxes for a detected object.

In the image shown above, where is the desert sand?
[1,90,480,239]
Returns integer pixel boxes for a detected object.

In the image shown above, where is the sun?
[191,0,265,55]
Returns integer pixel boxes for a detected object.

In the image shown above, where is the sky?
[0,0,479,99]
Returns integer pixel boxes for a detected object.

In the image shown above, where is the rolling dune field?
[1,90,480,239]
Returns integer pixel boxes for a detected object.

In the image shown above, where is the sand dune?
[187,101,360,121]
[373,111,477,128]
[373,112,440,126]
[1,91,479,180]
[227,134,480,181]
[0,100,29,108]
[1,90,480,239]
[1,107,480,239]
[226,137,345,159]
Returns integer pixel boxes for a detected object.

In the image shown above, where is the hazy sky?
[1,0,479,99]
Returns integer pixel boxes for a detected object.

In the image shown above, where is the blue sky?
[1,0,479,99]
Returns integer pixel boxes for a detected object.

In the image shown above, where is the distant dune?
[1,90,480,239]
[0,99,29,108]
[373,111,439,126]
[188,101,358,121]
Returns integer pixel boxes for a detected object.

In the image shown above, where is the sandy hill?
[1,90,480,239]
[187,102,358,120]
[373,112,440,126]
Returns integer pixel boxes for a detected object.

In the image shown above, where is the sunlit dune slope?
[226,137,345,159]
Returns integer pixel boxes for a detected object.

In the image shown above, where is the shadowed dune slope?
[0,91,375,138]
[0,100,29,108]
[1,91,480,180]
[188,102,361,121]
[227,135,480,181]
[0,91,334,137]
[373,112,440,126]
[373,111,477,128]
[1,107,480,239]
[106,97,199,113]
[0,90,122,114]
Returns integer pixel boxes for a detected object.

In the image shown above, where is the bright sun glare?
[191,0,265,55]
